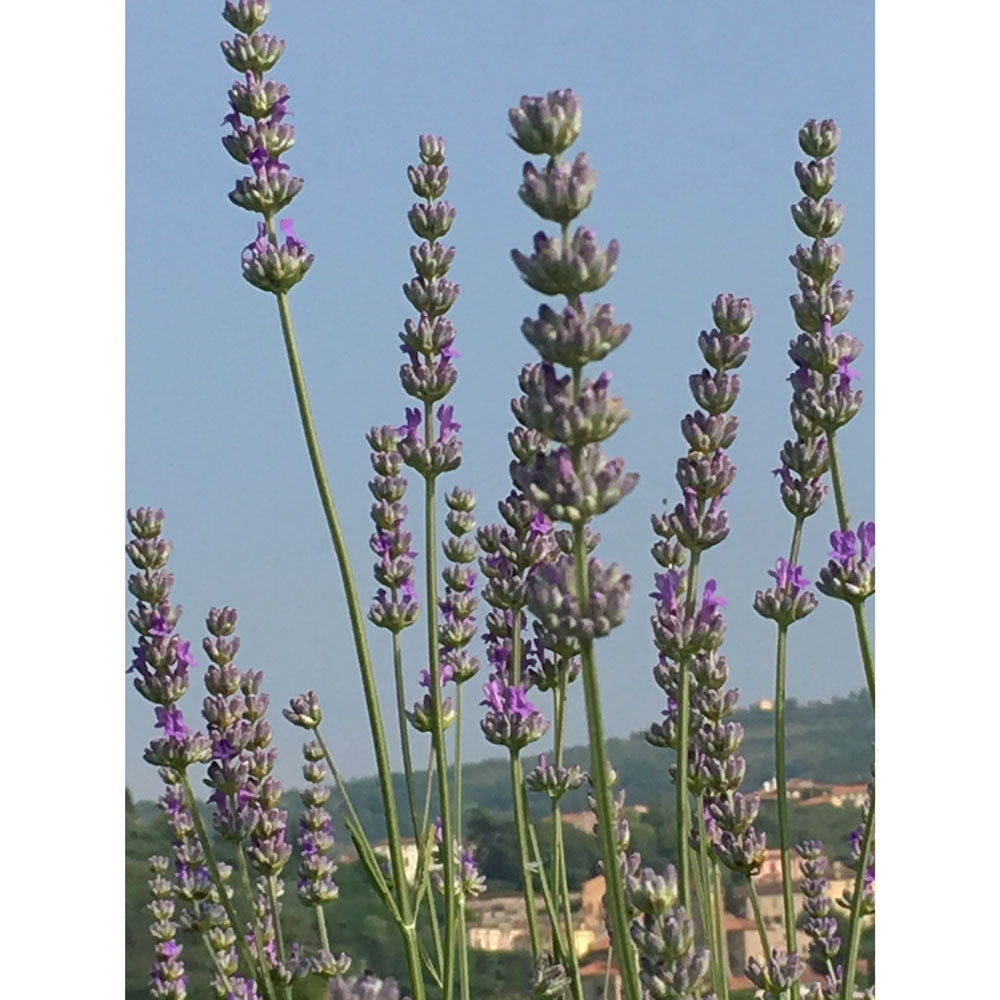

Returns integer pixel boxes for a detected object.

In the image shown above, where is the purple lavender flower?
[221,2,311,292]
[480,677,548,749]
[817,520,875,604]
[753,557,818,626]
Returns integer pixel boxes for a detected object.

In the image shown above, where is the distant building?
[756,777,869,808]
[756,698,774,711]
[372,837,422,886]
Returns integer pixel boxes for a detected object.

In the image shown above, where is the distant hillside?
[231,689,874,844]
[126,692,872,998]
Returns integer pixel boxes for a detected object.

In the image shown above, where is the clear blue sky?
[126,0,874,801]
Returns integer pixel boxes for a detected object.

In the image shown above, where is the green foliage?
[125,694,872,996]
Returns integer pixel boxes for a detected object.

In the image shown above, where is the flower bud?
[509,90,582,157]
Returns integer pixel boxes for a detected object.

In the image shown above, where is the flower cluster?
[397,135,463,479]
[796,840,841,963]
[221,1,313,292]
[626,863,715,1000]
[431,818,488,899]
[295,739,340,908]
[525,752,586,801]
[367,425,420,633]
[480,676,549,750]
[147,855,188,1000]
[438,486,480,683]
[777,118,861,512]
[753,557,818,627]
[127,508,211,772]
[817,522,875,604]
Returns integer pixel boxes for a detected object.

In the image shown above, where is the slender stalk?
[788,515,805,567]
[178,773,258,978]
[552,675,584,1000]
[840,785,874,1000]
[826,429,851,531]
[572,523,642,1000]
[827,431,875,708]
[235,843,280,1000]
[201,930,233,994]
[393,629,421,839]
[525,799,571,962]
[745,878,771,963]
[852,602,876,709]
[422,399,457,1000]
[267,279,424,999]
[772,624,796,954]
[455,689,470,1000]
[675,546,701,912]
[712,860,730,1000]
[314,729,398,919]
[315,904,331,953]
[696,802,724,999]
[457,896,471,1000]
[455,684,464,839]
[265,875,288,966]
[602,945,613,1000]
[509,751,542,954]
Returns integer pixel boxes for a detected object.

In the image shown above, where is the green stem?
[773,624,797,954]
[315,904,331,953]
[457,896,471,1000]
[525,799,571,962]
[602,945,613,1000]
[201,931,233,995]
[314,729,398,920]
[745,878,771,963]
[675,547,702,912]
[178,773,258,978]
[853,602,876,709]
[510,751,542,956]
[454,683,470,1000]
[421,399,456,1000]
[696,801,724,999]
[572,523,642,1000]
[827,431,875,708]
[268,281,423,1000]
[235,844,280,1000]
[393,628,421,839]
[788,516,805,567]
[840,785,874,1000]
[552,676,584,1000]
[266,876,287,965]
[712,860,730,1000]
[826,429,851,531]
[455,684,464,840]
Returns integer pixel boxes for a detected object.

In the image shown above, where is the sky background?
[125,0,874,801]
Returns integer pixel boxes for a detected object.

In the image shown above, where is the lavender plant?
[127,5,874,999]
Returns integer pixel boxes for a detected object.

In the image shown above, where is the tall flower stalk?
[648,294,751,937]
[508,88,642,1000]
[219,4,426,996]
[396,132,466,1000]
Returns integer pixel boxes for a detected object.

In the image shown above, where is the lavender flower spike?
[221,0,313,292]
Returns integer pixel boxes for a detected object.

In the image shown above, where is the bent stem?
[268,272,423,1000]
[178,772,259,980]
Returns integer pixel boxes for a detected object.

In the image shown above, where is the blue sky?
[126,0,874,801]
